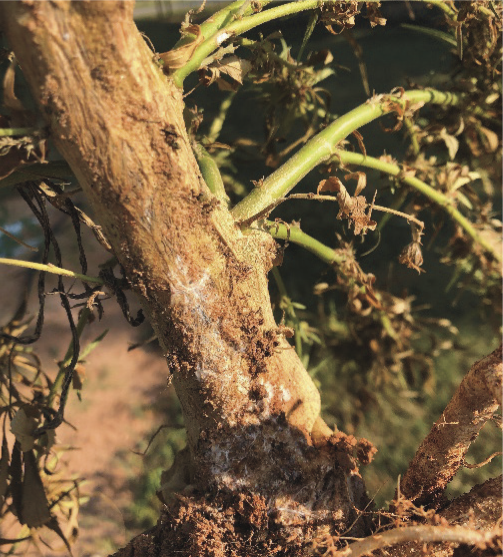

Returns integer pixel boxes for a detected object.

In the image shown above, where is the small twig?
[464,451,502,469]
[132,423,184,457]
[372,204,423,229]
[239,192,424,230]
[0,225,38,252]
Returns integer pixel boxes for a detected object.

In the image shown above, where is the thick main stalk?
[1,1,323,487]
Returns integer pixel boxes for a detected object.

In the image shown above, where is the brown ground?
[1,197,170,556]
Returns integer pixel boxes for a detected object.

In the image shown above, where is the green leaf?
[79,329,109,361]
[400,23,457,47]
[298,12,318,62]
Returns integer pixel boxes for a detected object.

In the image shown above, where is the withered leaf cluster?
[318,1,386,35]
[317,175,377,235]
[0,309,80,552]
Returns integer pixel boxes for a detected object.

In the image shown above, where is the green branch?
[263,220,344,266]
[335,150,501,263]
[173,0,331,87]
[231,89,461,223]
[172,0,274,51]
[171,0,459,88]
[0,257,103,285]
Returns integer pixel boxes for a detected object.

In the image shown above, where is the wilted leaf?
[21,450,51,528]
[9,442,23,521]
[200,56,252,90]
[0,437,9,502]
[3,56,26,116]
[317,175,344,194]
[399,224,425,273]
[479,126,499,152]
[319,0,359,34]
[439,127,459,159]
[399,241,424,273]
[351,196,377,235]
[352,129,367,157]
[159,24,203,72]
[45,516,74,556]
[345,171,367,196]
[11,407,38,452]
[365,2,386,27]
[317,176,376,234]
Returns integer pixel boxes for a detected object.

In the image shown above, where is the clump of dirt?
[114,490,333,557]
[114,420,377,557]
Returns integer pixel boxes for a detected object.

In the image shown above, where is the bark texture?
[400,344,502,508]
[1,0,369,553]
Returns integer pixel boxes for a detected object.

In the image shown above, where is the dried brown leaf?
[159,24,203,72]
[365,2,387,27]
[3,56,25,114]
[352,129,367,157]
[317,175,344,194]
[200,56,252,90]
[351,195,377,235]
[439,127,459,159]
[344,171,367,196]
[479,126,499,152]
[399,241,424,273]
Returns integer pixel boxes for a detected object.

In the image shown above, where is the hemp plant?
[0,1,501,556]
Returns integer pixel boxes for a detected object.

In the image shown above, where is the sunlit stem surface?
[263,220,344,266]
